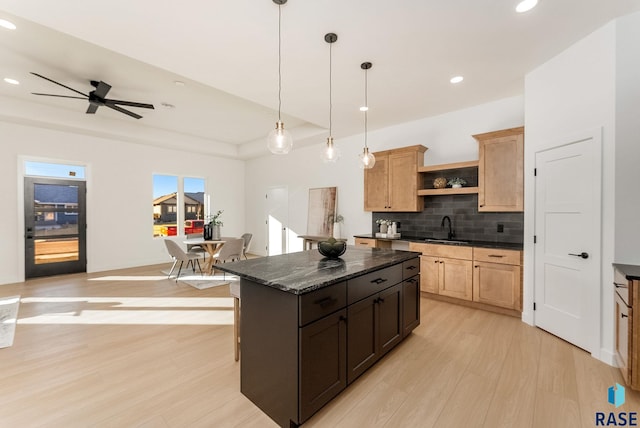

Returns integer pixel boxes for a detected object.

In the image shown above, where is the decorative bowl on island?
[317,237,347,259]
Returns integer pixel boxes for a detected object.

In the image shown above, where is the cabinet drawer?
[402,257,420,279]
[355,238,377,248]
[348,264,402,305]
[409,243,472,260]
[299,281,347,326]
[473,247,521,265]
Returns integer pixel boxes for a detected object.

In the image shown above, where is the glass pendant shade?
[267,121,293,155]
[359,147,376,169]
[321,136,340,163]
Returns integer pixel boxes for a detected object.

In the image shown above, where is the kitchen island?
[216,247,421,427]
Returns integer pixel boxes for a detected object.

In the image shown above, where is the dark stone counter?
[353,234,523,251]
[613,263,640,281]
[215,247,420,295]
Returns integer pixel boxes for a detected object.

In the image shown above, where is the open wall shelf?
[418,160,479,196]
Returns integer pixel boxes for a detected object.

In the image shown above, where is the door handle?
[568,252,589,259]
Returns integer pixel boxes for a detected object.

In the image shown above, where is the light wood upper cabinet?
[364,145,427,212]
[474,127,524,212]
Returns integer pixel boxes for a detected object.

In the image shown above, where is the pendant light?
[267,0,293,155]
[359,62,376,169]
[321,32,340,163]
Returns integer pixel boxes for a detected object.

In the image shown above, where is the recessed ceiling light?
[516,0,538,13]
[359,106,368,112]
[0,19,16,30]
[174,81,185,87]
[450,76,464,84]
[3,77,19,85]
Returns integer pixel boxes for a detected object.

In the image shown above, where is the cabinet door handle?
[439,261,444,264]
[568,252,589,259]
[614,282,627,289]
[339,315,347,322]
[407,278,418,283]
[488,255,504,258]
[621,313,629,318]
[434,260,439,264]
[377,297,385,303]
[315,297,336,308]
[406,265,417,270]
[474,265,479,268]
[370,278,388,285]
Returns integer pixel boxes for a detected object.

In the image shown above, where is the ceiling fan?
[30,72,154,119]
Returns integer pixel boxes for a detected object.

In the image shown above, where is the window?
[25,161,85,179]
[153,175,178,237]
[152,175,206,237]
[184,177,205,235]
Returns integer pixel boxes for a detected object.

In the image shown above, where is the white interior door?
[266,186,289,256]
[534,131,601,352]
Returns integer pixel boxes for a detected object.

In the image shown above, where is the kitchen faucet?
[441,216,455,240]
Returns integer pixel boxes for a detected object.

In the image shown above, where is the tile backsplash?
[372,194,524,244]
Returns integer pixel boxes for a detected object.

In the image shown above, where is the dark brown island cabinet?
[217,248,421,427]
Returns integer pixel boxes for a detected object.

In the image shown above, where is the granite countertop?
[215,247,420,295]
[613,263,640,281]
[353,234,523,251]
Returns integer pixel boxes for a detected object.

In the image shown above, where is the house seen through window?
[152,175,205,237]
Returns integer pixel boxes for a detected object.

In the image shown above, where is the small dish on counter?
[317,238,347,259]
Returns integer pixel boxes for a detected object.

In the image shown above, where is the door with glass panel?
[24,177,87,278]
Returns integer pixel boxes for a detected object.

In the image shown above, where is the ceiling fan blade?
[86,104,99,114]
[32,93,87,100]
[92,81,112,99]
[30,72,88,98]
[105,99,155,109]
[105,103,143,119]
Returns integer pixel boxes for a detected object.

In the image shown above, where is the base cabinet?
[347,283,403,383]
[241,257,421,427]
[411,242,523,313]
[613,264,639,390]
[300,309,347,420]
[439,257,473,301]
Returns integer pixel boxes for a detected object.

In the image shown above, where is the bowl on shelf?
[317,238,347,259]
[433,177,447,189]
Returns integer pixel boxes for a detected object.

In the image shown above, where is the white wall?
[523,11,640,364]
[614,12,640,264]
[0,119,245,285]
[245,96,524,257]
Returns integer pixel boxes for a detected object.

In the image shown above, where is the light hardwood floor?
[0,263,638,427]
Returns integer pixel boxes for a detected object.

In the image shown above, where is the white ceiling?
[1,1,639,159]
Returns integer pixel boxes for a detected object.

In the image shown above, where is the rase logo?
[595,383,637,426]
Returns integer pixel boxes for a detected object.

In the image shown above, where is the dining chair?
[164,239,203,281]
[185,233,207,260]
[213,238,244,266]
[241,233,253,259]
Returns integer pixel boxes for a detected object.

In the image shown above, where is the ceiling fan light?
[267,121,293,154]
[359,147,376,169]
[0,19,16,30]
[516,0,538,13]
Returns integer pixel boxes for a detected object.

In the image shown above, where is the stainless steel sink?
[424,238,470,245]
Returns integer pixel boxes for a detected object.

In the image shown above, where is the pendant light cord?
[277,4,282,122]
[364,67,368,149]
[329,40,333,137]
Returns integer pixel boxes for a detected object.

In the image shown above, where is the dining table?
[183,238,225,274]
